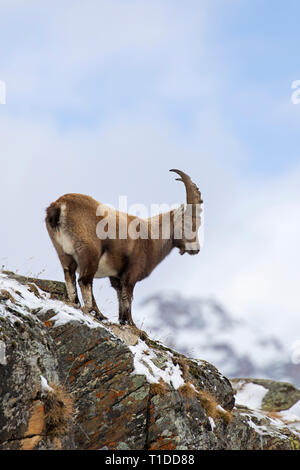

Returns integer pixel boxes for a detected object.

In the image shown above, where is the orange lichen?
[149,435,177,450]
[21,401,45,450]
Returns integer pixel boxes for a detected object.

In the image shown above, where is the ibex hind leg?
[77,249,107,320]
[64,260,80,306]
[46,233,80,307]
[54,249,80,307]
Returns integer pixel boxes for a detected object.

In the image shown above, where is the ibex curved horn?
[169,169,203,205]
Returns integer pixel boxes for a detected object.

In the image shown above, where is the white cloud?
[1,108,299,348]
[0,0,299,349]
[0,0,211,112]
[182,164,300,344]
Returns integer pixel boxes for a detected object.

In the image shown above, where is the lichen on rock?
[0,271,299,450]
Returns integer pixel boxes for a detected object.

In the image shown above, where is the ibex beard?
[45,169,203,326]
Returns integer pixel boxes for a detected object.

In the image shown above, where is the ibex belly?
[95,252,118,278]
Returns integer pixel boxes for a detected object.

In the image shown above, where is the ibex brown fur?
[45,169,203,326]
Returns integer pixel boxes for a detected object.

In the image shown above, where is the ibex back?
[45,169,203,326]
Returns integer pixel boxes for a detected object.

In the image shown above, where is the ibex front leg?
[120,283,135,325]
[78,277,106,320]
[110,277,135,326]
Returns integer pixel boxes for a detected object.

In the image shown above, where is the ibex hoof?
[120,319,136,327]
[81,307,107,321]
[94,311,108,321]
[67,301,81,309]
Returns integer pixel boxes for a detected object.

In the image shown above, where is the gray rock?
[0,271,299,450]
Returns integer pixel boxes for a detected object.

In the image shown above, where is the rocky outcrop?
[231,378,300,412]
[0,278,74,450]
[0,271,299,450]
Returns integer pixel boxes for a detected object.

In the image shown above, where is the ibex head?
[170,169,203,256]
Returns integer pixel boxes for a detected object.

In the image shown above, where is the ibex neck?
[147,205,185,259]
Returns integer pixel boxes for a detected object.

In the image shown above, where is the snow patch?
[279,400,300,432]
[129,339,184,389]
[237,382,300,438]
[235,382,268,410]
[40,375,54,393]
[208,417,215,431]
[0,272,101,329]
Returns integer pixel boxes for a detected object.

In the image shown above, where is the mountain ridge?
[136,291,299,387]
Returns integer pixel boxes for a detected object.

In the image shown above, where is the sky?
[0,0,300,347]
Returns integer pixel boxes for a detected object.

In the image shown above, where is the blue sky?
[0,0,300,343]
[212,0,300,174]
[2,0,300,175]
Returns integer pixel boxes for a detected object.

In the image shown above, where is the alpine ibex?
[45,169,203,326]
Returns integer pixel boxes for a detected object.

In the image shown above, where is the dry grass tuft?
[43,384,74,437]
[198,390,233,422]
[216,405,233,423]
[197,390,219,419]
[138,329,148,342]
[178,382,198,399]
[179,383,233,423]
[264,411,283,420]
[150,379,168,397]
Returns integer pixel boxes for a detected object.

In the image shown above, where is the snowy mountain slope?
[136,292,300,387]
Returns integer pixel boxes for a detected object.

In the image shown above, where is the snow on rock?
[208,417,216,431]
[279,400,300,432]
[129,339,184,389]
[40,375,54,394]
[1,271,300,449]
[233,379,300,438]
[0,272,100,329]
[234,381,268,410]
[48,303,101,329]
[0,272,185,389]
